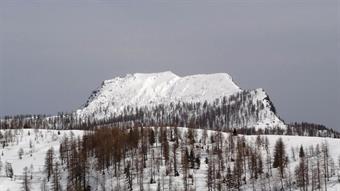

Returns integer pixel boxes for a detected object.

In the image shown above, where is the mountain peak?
[132,71,177,77]
[77,71,241,118]
[121,71,235,82]
[76,71,285,130]
[121,71,178,79]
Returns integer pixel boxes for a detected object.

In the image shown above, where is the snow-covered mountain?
[76,71,286,129]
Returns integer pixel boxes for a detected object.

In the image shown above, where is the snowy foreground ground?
[0,129,340,191]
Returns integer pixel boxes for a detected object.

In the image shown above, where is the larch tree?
[22,166,31,191]
[273,137,287,190]
[52,162,61,191]
[295,145,307,191]
[45,147,55,182]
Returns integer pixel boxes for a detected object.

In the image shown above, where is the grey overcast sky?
[0,0,339,130]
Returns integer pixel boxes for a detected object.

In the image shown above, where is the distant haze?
[0,0,339,130]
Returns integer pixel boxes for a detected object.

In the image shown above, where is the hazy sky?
[0,0,339,130]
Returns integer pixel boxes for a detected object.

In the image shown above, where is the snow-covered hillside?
[1,129,339,191]
[76,72,285,130]
[0,129,84,191]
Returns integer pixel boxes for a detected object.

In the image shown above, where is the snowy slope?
[76,71,285,129]
[0,129,84,191]
[1,129,339,191]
